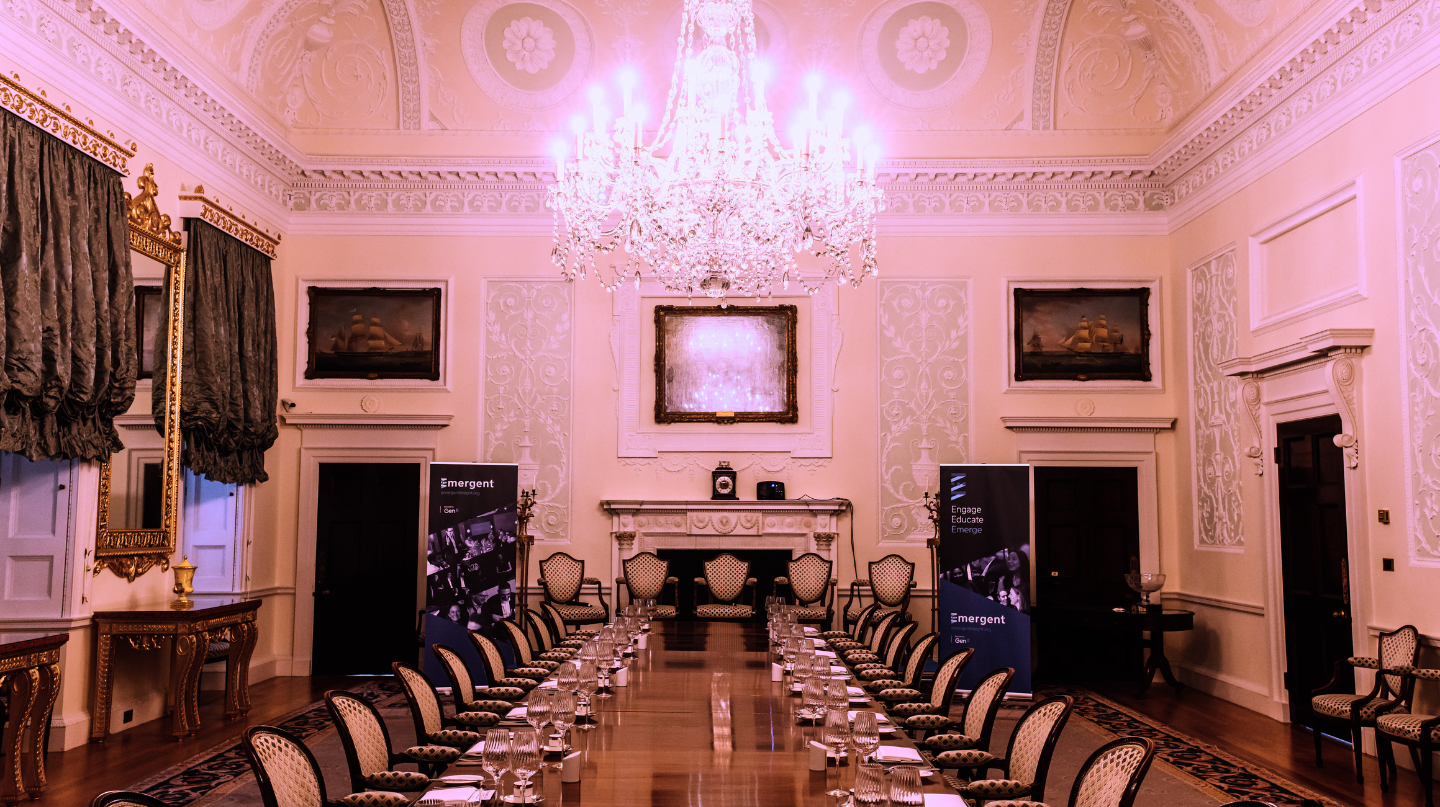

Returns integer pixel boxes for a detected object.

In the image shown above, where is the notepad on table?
[923,794,969,806]
[416,786,493,806]
[847,710,890,724]
[872,745,923,764]
[537,679,558,688]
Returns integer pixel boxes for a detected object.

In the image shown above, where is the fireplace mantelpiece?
[600,499,849,574]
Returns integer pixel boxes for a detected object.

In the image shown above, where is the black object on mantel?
[757,481,785,500]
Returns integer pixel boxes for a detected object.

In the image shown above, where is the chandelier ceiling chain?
[547,0,884,303]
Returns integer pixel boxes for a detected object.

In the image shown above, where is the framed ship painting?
[1013,287,1152,382]
[305,287,442,380]
[654,304,798,424]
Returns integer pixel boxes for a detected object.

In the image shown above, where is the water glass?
[527,689,552,735]
[851,711,881,763]
[482,728,511,792]
[548,691,575,767]
[889,765,923,806]
[823,708,851,798]
[576,660,599,730]
[854,762,887,805]
[509,728,541,804]
[827,677,850,711]
[556,661,579,695]
[800,676,826,721]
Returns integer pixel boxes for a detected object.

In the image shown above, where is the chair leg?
[1377,735,1393,793]
[1418,744,1435,807]
[1313,720,1325,767]
[1351,723,1366,783]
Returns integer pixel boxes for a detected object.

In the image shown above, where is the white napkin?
[847,686,865,697]
[508,706,529,719]
[803,627,818,635]
[816,650,837,658]
[417,786,493,806]
[537,679,558,689]
[923,795,969,806]
[812,638,828,647]
[848,710,890,724]
[873,745,923,763]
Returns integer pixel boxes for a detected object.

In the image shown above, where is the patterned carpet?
[124,680,402,806]
[1049,687,1347,807]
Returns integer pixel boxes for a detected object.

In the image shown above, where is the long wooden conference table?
[444,620,966,805]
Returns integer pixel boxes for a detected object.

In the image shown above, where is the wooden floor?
[1090,680,1431,807]
[39,632,1434,807]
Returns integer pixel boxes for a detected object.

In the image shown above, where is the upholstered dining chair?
[839,611,902,665]
[852,620,917,677]
[828,605,887,652]
[879,646,974,731]
[617,552,679,617]
[920,667,1014,750]
[774,553,837,628]
[498,618,566,671]
[391,662,499,751]
[1376,664,1440,807]
[538,552,609,629]
[981,736,1156,807]
[431,643,524,713]
[89,793,168,807]
[241,724,410,807]
[1310,623,1420,782]
[933,695,1074,804]
[325,689,452,789]
[860,632,938,694]
[818,602,879,642]
[467,631,544,691]
[524,608,582,656]
[694,553,757,620]
[842,554,916,630]
[540,601,599,642]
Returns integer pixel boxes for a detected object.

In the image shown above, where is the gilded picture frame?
[303,287,442,381]
[94,165,186,581]
[1013,287,1152,382]
[654,305,799,424]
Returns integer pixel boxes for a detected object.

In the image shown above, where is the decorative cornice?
[0,71,134,172]
[1001,416,1177,433]
[1219,328,1374,376]
[280,413,454,429]
[601,499,851,514]
[179,187,282,259]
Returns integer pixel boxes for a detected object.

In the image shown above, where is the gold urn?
[171,555,197,610]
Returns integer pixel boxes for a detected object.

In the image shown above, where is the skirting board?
[1173,661,1285,722]
[200,653,284,690]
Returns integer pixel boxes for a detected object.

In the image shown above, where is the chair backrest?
[1003,695,1075,800]
[868,554,915,607]
[433,642,478,711]
[90,793,170,807]
[392,661,445,738]
[1067,737,1156,807]
[498,618,536,666]
[787,553,833,605]
[325,690,394,790]
[1378,624,1421,697]
[623,552,671,600]
[958,668,1015,748]
[703,553,751,603]
[879,621,918,670]
[540,601,573,639]
[849,602,881,640]
[540,552,585,603]
[468,629,510,683]
[928,647,975,711]
[242,725,327,807]
[865,610,902,654]
[525,609,557,652]
[898,633,939,687]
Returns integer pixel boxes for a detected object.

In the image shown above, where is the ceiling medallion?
[547,0,884,303]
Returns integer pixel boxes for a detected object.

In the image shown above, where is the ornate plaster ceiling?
[117,0,1320,143]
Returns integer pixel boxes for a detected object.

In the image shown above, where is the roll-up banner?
[423,462,519,681]
[939,464,1033,694]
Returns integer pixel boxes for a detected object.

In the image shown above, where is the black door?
[313,463,421,675]
[1033,466,1142,681]
[1277,415,1354,727]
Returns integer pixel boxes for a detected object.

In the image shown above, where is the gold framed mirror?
[93,164,186,581]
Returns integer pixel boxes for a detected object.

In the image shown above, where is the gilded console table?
[0,634,66,805]
[91,597,260,741]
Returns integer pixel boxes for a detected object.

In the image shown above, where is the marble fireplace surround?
[601,500,850,582]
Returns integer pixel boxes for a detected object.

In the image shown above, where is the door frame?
[1226,338,1372,725]
[293,445,434,676]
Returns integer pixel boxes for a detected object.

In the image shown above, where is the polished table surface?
[444,620,964,805]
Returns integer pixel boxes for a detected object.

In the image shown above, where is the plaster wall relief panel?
[877,280,970,544]
[484,281,573,543]
[858,0,992,110]
[461,0,594,112]
[1188,250,1245,550]
[249,0,401,128]
[1402,138,1440,567]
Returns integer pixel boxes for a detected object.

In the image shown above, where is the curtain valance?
[0,108,135,461]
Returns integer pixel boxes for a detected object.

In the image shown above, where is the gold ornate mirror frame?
[93,164,186,581]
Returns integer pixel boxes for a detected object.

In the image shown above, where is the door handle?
[1332,609,1348,618]
[315,589,330,596]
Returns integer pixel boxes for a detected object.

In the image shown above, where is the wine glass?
[782,637,800,673]
[889,765,923,806]
[576,660,599,730]
[851,711,881,767]
[482,728,511,796]
[800,676,826,722]
[823,707,851,798]
[556,661,579,696]
[527,689,552,737]
[792,651,812,692]
[854,762,887,805]
[547,690,575,769]
[827,678,850,712]
[508,728,541,804]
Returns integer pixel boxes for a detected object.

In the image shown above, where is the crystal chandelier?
[547,0,884,302]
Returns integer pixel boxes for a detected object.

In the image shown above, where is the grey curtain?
[152,218,277,484]
[0,108,135,461]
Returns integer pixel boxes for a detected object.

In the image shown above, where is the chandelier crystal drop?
[547,0,884,302]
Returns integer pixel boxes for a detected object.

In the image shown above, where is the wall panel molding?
[1189,249,1246,551]
[1399,132,1440,567]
